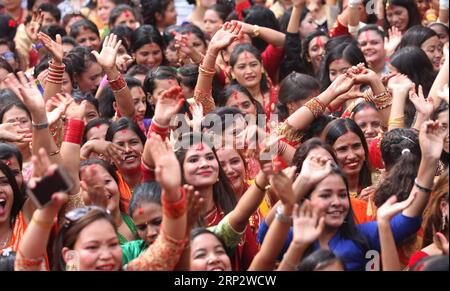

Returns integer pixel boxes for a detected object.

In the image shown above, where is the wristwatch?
[275,205,292,224]
[251,25,260,38]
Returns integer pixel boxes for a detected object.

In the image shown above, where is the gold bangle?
[304,97,325,118]
[31,215,53,229]
[198,65,215,77]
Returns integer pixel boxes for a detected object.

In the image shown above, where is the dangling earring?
[442,214,448,230]
[261,68,266,75]
[231,72,236,80]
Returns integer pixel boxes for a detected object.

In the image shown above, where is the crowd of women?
[0,0,448,271]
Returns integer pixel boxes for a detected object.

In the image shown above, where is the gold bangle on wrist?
[31,216,53,229]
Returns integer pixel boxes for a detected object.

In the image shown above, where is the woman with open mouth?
[14,134,189,271]
[258,120,445,270]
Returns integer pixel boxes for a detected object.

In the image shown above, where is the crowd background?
[0,0,448,271]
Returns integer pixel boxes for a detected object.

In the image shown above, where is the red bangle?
[148,121,169,139]
[161,187,187,219]
[63,118,84,145]
[108,74,126,91]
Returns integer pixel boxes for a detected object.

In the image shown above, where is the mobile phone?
[27,166,74,208]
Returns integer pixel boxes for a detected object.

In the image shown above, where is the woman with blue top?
[256,120,446,271]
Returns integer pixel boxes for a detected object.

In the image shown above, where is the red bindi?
[122,10,131,19]
[232,91,238,100]
[138,207,144,215]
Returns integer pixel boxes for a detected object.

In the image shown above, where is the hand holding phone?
[27,165,74,208]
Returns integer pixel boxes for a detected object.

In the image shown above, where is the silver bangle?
[275,205,292,224]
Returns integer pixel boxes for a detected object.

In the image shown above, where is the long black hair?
[375,128,420,207]
[301,166,370,261]
[319,41,366,92]
[229,44,269,94]
[0,161,23,228]
[390,46,437,127]
[383,0,421,31]
[174,132,237,216]
[276,72,320,121]
[398,25,439,50]
[322,118,372,189]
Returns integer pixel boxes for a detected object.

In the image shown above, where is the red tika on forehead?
[364,31,371,43]
[120,129,128,134]
[138,207,144,215]
[315,36,324,48]
[243,52,251,60]
[232,91,238,100]
[95,124,101,128]
[83,26,89,32]
[193,143,204,151]
[122,10,131,19]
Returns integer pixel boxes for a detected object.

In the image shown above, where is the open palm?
[292,201,325,246]
[210,21,243,52]
[92,34,121,71]
[38,32,63,63]
[149,133,181,194]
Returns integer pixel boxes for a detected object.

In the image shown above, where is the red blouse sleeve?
[261,45,285,83]
[329,18,351,38]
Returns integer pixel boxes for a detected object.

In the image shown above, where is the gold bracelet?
[31,215,53,229]
[198,65,216,77]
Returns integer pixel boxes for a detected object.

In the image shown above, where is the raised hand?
[46,94,73,127]
[187,101,204,133]
[291,201,325,247]
[153,86,185,126]
[80,165,111,211]
[292,0,306,8]
[209,21,244,53]
[269,165,297,207]
[387,73,414,94]
[62,93,87,120]
[359,185,376,201]
[0,122,32,143]
[377,193,416,224]
[384,26,402,57]
[149,133,181,195]
[184,184,204,229]
[25,10,43,43]
[419,120,448,160]
[327,72,356,97]
[91,34,122,73]
[116,53,133,73]
[409,85,434,118]
[38,32,63,64]
[296,154,333,188]
[80,140,124,162]
[4,72,47,122]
